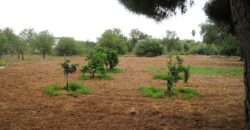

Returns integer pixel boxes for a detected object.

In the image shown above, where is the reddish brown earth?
[0,55,245,130]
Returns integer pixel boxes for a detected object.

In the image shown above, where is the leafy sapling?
[61,59,78,90]
[165,55,190,96]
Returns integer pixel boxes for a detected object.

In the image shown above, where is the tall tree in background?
[33,30,54,59]
[200,21,240,56]
[2,28,17,56]
[19,28,37,52]
[0,31,7,59]
[162,30,181,53]
[118,0,250,128]
[13,36,27,60]
[98,28,128,54]
[129,29,148,51]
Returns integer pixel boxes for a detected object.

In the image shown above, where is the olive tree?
[56,37,77,56]
[98,28,128,55]
[33,30,54,59]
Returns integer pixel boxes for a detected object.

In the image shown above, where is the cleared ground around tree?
[0,55,245,130]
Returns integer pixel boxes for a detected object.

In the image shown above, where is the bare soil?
[0,55,245,130]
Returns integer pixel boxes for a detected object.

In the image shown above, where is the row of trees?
[0,26,241,60]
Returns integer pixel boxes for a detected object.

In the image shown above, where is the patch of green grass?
[154,73,182,80]
[0,59,5,66]
[144,66,166,73]
[79,73,113,80]
[2,54,57,65]
[107,67,124,73]
[43,84,64,95]
[44,82,93,95]
[175,87,198,99]
[67,82,93,94]
[100,74,113,80]
[78,74,88,80]
[138,85,166,98]
[146,66,243,76]
[189,66,243,76]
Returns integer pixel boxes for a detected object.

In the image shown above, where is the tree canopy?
[119,0,194,21]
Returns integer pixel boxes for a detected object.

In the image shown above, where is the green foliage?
[98,28,128,54]
[76,40,96,55]
[43,84,64,95]
[81,48,106,78]
[56,37,77,56]
[105,48,119,69]
[0,32,7,58]
[154,73,175,80]
[60,60,78,90]
[134,38,163,57]
[19,28,37,52]
[119,0,193,21]
[81,47,119,79]
[165,55,190,95]
[67,82,93,94]
[0,59,6,66]
[175,87,198,99]
[32,30,54,59]
[129,28,148,51]
[61,60,78,75]
[146,65,243,77]
[43,82,93,95]
[190,66,243,76]
[107,67,124,73]
[162,30,182,54]
[200,21,239,56]
[189,44,219,55]
[138,85,166,98]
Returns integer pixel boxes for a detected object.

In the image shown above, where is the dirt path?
[0,55,245,130]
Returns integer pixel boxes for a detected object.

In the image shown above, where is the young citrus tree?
[165,55,190,96]
[81,49,106,78]
[60,59,78,90]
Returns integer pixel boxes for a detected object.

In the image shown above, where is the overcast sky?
[0,0,208,42]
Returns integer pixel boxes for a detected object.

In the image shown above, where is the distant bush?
[134,38,163,57]
[56,37,77,56]
[190,44,219,55]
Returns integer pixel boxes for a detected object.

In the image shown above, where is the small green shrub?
[0,59,6,66]
[134,38,163,57]
[165,55,190,95]
[105,48,119,69]
[81,49,106,78]
[60,60,78,90]
[138,85,166,98]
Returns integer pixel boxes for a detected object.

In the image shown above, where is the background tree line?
[0,25,240,60]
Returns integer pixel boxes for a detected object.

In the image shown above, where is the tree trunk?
[230,0,250,129]
[66,74,69,91]
[21,52,24,60]
[43,50,46,59]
